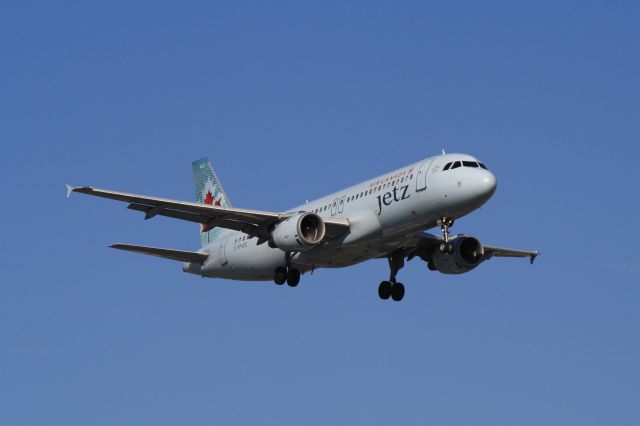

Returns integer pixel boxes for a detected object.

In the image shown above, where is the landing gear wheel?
[378,281,392,300]
[287,268,300,287]
[274,266,287,285]
[391,282,405,301]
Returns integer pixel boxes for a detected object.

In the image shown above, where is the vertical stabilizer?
[192,157,232,247]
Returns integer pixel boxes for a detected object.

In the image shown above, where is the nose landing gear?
[437,217,455,254]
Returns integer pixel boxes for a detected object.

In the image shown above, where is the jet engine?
[430,236,485,274]
[271,212,326,251]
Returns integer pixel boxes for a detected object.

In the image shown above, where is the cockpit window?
[443,160,489,171]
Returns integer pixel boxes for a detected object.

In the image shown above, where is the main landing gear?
[378,250,406,302]
[437,217,455,254]
[274,266,301,287]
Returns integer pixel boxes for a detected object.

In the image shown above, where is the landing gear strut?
[378,250,406,302]
[437,217,455,254]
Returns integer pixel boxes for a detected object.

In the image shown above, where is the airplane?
[66,153,539,301]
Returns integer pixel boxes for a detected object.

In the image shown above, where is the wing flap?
[128,203,207,223]
[110,243,209,263]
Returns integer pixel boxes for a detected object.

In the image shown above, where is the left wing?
[407,232,539,264]
[67,186,349,240]
[482,245,540,264]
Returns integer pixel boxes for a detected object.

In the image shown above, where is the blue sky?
[1,1,639,425]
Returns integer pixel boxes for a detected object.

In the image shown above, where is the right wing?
[68,186,350,240]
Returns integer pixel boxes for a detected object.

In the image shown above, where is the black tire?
[427,261,437,271]
[378,281,392,300]
[274,266,287,285]
[287,268,301,287]
[447,243,455,254]
[391,282,405,301]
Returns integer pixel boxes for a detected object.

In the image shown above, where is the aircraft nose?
[472,169,497,202]
[483,171,497,195]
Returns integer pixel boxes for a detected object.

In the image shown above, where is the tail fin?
[192,157,232,247]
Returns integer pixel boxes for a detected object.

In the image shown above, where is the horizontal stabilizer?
[110,243,208,263]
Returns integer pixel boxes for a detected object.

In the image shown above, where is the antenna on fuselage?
[442,148,446,155]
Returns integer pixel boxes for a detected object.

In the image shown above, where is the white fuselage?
[183,153,497,281]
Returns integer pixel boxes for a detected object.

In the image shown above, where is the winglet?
[530,251,540,265]
[65,184,74,199]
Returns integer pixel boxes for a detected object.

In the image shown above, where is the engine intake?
[271,212,326,251]
[431,236,484,274]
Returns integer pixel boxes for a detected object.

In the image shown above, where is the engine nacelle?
[431,236,485,274]
[271,212,326,251]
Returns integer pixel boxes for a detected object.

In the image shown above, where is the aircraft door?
[416,159,433,191]
[219,235,229,266]
[331,198,339,216]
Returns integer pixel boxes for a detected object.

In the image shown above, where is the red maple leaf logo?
[201,190,224,232]
[202,190,214,232]
[204,190,214,205]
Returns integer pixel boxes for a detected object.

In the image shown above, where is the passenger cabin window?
[451,161,461,169]
[443,162,452,171]
[463,161,478,168]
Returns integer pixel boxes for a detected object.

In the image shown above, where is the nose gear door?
[416,159,433,191]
